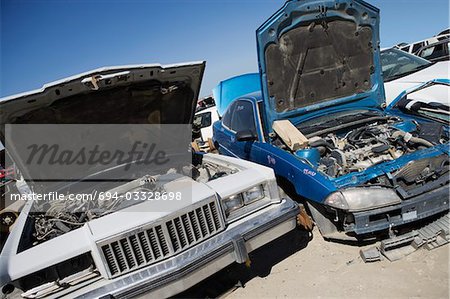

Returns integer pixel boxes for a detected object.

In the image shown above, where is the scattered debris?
[413,213,450,250]
[192,138,216,153]
[361,212,450,263]
[380,231,419,261]
[346,259,355,266]
[360,247,382,263]
[296,205,314,231]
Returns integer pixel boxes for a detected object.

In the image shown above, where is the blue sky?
[1,0,449,98]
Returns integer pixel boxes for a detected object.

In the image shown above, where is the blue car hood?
[256,0,385,132]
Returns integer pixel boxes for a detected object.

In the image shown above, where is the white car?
[193,105,220,141]
[387,79,449,125]
[381,48,449,105]
[396,30,449,55]
[0,62,299,298]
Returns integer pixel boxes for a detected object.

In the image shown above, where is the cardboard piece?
[272,120,308,151]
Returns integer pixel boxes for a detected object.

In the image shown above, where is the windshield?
[381,48,432,82]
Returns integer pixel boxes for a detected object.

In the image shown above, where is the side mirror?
[236,130,257,142]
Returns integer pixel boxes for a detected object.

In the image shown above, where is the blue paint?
[295,148,320,166]
[213,73,261,116]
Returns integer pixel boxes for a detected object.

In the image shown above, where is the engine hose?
[392,131,433,147]
[309,139,336,149]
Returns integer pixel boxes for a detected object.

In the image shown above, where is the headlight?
[222,184,266,218]
[243,185,265,204]
[223,194,244,216]
[324,187,401,212]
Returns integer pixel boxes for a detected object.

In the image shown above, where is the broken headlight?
[222,184,266,219]
[324,187,401,212]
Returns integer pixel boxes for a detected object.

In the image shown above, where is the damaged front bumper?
[349,184,449,235]
[311,183,449,242]
[56,198,299,299]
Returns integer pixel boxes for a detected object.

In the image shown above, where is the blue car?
[213,0,449,241]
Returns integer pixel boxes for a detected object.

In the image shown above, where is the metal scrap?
[361,212,450,263]
[360,247,382,263]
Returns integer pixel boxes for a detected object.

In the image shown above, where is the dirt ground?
[229,227,449,299]
[177,227,449,299]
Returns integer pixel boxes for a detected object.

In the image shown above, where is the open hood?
[256,0,385,132]
[0,62,205,187]
[0,62,205,126]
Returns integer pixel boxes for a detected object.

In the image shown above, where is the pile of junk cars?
[0,0,448,298]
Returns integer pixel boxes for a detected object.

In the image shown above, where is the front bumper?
[347,184,449,236]
[65,198,298,299]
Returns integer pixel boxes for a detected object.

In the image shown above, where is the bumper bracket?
[232,236,249,264]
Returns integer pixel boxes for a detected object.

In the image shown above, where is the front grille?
[98,198,225,278]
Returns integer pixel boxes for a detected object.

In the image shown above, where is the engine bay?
[312,123,433,177]
[273,111,448,178]
[23,156,237,248]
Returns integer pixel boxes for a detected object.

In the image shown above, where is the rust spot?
[297,205,314,231]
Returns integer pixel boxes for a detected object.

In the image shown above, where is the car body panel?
[386,79,450,126]
[387,79,450,110]
[383,54,450,104]
[0,62,206,186]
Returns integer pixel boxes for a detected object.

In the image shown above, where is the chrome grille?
[166,202,222,252]
[99,199,224,278]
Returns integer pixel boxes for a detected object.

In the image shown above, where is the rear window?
[221,102,235,128]
[230,101,256,134]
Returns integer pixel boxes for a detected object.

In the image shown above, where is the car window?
[193,112,212,129]
[221,101,236,128]
[230,100,256,134]
[400,45,410,52]
[412,42,423,54]
[380,48,431,82]
[419,42,449,60]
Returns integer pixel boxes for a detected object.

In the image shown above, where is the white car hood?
[384,61,450,104]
